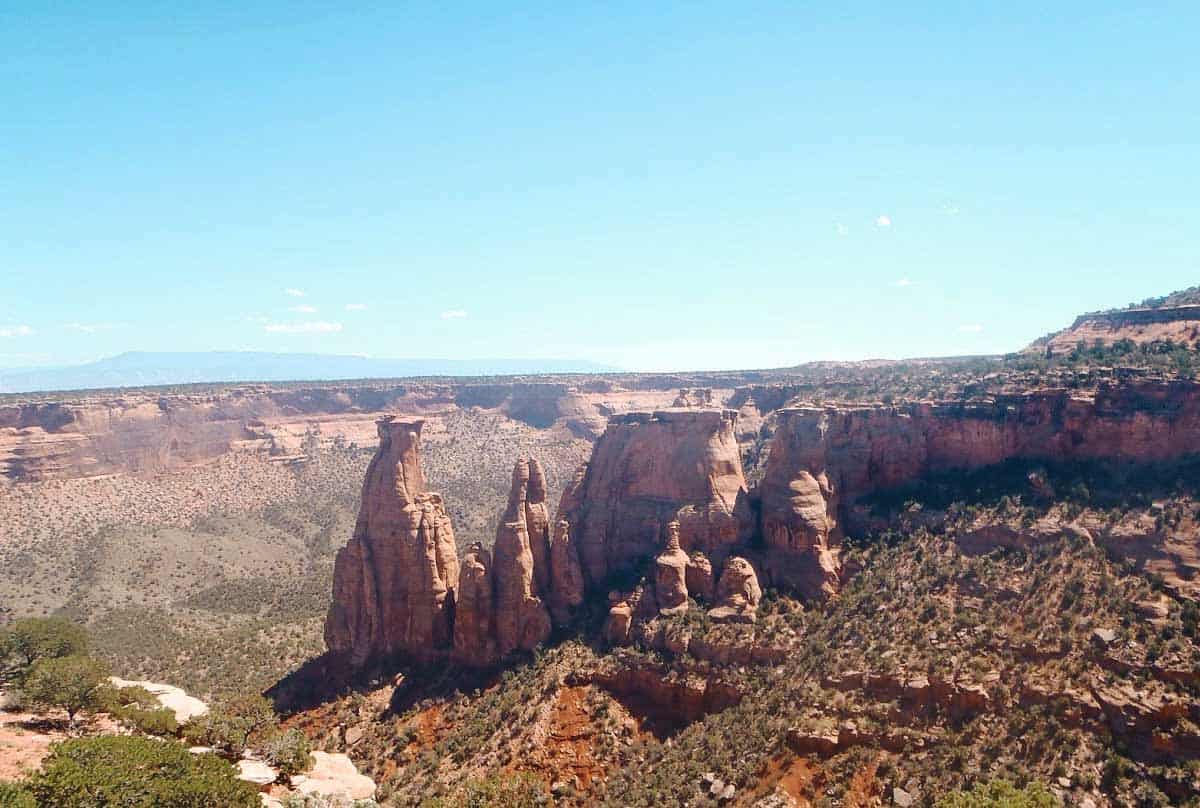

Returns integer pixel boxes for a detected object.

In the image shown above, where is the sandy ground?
[0,710,58,780]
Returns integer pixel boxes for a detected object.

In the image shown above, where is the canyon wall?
[0,382,696,483]
[1040,305,1200,353]
[761,380,1200,557]
[326,380,1200,668]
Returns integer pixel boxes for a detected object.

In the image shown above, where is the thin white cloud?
[288,304,318,314]
[263,321,343,334]
[942,203,961,216]
[440,310,468,320]
[284,288,306,297]
[344,303,368,311]
[890,278,915,288]
[959,323,984,333]
[875,214,892,228]
[64,322,118,333]
[835,223,850,237]
[0,325,34,338]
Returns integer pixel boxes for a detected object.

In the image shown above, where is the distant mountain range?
[0,351,620,395]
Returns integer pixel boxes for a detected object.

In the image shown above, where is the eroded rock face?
[555,409,752,587]
[758,380,1200,599]
[654,522,691,616]
[453,543,496,667]
[710,557,762,624]
[325,417,459,668]
[491,459,553,657]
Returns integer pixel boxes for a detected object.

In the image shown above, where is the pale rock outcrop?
[109,677,208,723]
[710,557,762,624]
[325,417,459,667]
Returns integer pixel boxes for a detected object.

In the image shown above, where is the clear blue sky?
[2,2,1197,372]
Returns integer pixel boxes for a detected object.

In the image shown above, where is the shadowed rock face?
[324,417,459,668]
[490,458,553,658]
[556,409,752,587]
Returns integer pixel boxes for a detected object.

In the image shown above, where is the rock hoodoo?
[326,425,582,668]
[324,417,459,668]
[489,458,553,658]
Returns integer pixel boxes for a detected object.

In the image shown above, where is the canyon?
[322,377,1200,671]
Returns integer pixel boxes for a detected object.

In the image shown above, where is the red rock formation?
[685,552,715,602]
[759,380,1200,598]
[710,557,762,623]
[653,521,691,616]
[491,459,553,657]
[325,417,459,668]
[555,409,752,587]
[453,543,496,667]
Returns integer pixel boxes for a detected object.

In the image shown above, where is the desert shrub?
[98,684,179,736]
[121,705,180,736]
[23,736,259,807]
[934,779,1058,808]
[182,693,278,756]
[282,794,379,807]
[424,773,552,807]
[22,655,110,723]
[261,728,314,779]
[0,781,35,808]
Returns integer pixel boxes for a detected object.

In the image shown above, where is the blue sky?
[2,2,1197,372]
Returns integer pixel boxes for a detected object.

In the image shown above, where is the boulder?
[710,557,762,623]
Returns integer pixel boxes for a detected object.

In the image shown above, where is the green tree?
[24,736,259,807]
[101,684,179,736]
[261,728,313,780]
[182,693,278,757]
[0,618,88,678]
[935,780,1059,808]
[22,655,110,724]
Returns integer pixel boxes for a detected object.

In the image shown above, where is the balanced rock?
[654,521,691,616]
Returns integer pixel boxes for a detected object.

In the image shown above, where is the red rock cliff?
[760,381,1200,597]
[554,409,752,588]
